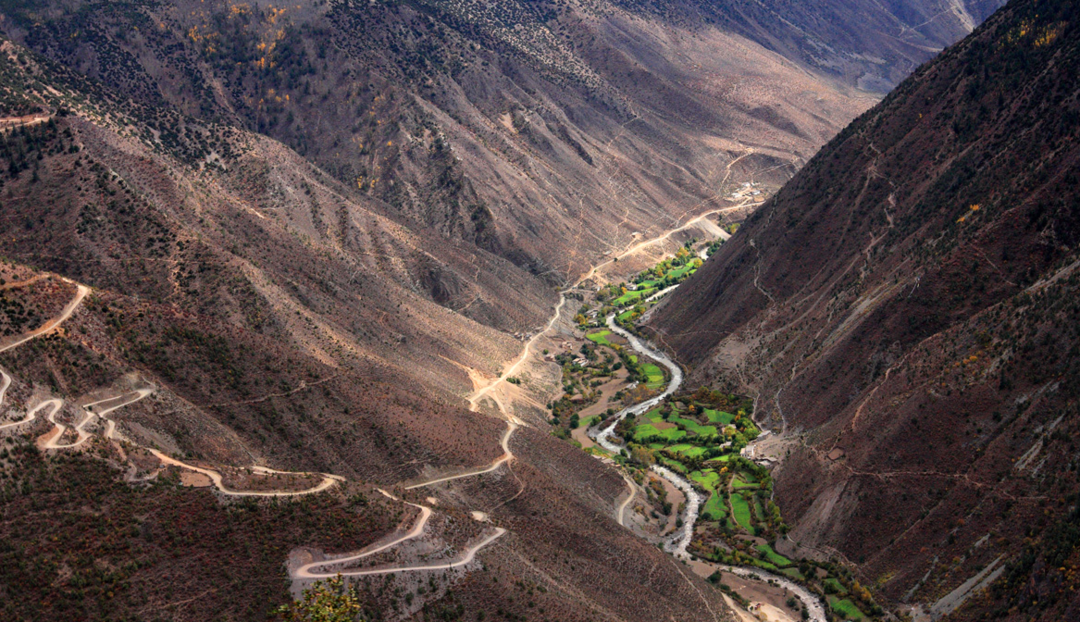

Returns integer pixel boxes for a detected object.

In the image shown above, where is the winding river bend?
[589,298,827,622]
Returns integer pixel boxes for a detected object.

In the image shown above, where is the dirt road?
[0,282,89,354]
[294,490,435,578]
[405,422,516,489]
[407,203,743,490]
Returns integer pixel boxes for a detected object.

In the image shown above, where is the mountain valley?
[3,1,1073,621]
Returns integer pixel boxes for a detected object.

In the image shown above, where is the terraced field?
[586,329,615,347]
[829,596,866,620]
[730,493,753,532]
[557,246,881,621]
[642,363,666,389]
[612,287,657,306]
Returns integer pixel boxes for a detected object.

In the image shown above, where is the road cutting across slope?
[0,368,10,410]
[294,489,436,578]
[0,281,89,354]
[406,421,516,489]
[319,527,506,577]
[41,402,95,449]
[297,521,507,578]
[408,203,746,491]
[617,472,637,527]
[2,398,60,433]
[150,449,343,497]
[0,280,90,435]
[84,389,154,439]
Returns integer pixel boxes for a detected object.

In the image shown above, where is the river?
[588,301,827,622]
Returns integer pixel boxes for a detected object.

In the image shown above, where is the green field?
[704,455,732,466]
[642,363,665,389]
[702,492,727,520]
[732,476,758,490]
[586,330,614,346]
[730,493,753,530]
[756,543,793,567]
[659,456,687,473]
[828,597,865,620]
[690,470,721,491]
[669,415,718,437]
[561,251,885,619]
[666,264,696,279]
[668,444,709,459]
[613,287,657,306]
[824,578,848,595]
[704,409,735,425]
[632,424,686,443]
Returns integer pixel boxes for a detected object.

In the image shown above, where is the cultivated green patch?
[702,492,727,520]
[756,543,793,567]
[829,597,866,620]
[585,329,614,346]
[730,493,753,531]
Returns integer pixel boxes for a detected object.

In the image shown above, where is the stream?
[589,301,827,622]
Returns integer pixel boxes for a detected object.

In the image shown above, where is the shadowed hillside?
[0,0,994,278]
[649,0,1080,619]
[0,0,1016,620]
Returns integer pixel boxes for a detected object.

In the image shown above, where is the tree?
[630,445,655,467]
[275,575,364,622]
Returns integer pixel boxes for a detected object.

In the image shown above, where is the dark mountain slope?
[649,0,1080,618]
[0,37,545,479]
[613,0,1006,90]
[0,0,918,278]
[0,31,732,622]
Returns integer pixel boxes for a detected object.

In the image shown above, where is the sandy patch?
[180,471,213,488]
[688,564,801,622]
[577,366,631,419]
[571,425,595,448]
[722,594,760,622]
[652,473,684,535]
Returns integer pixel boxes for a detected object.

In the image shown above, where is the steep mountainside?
[0,21,734,622]
[0,0,1012,620]
[0,0,998,278]
[612,0,1006,90]
[649,0,1080,619]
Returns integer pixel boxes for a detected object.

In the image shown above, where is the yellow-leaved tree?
[275,575,364,622]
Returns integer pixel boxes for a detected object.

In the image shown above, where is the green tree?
[275,575,364,622]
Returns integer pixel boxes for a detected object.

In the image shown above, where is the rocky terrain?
[0,0,1016,620]
[0,0,999,279]
[649,0,1080,619]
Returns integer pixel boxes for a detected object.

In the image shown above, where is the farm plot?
[642,363,665,389]
[730,493,754,532]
